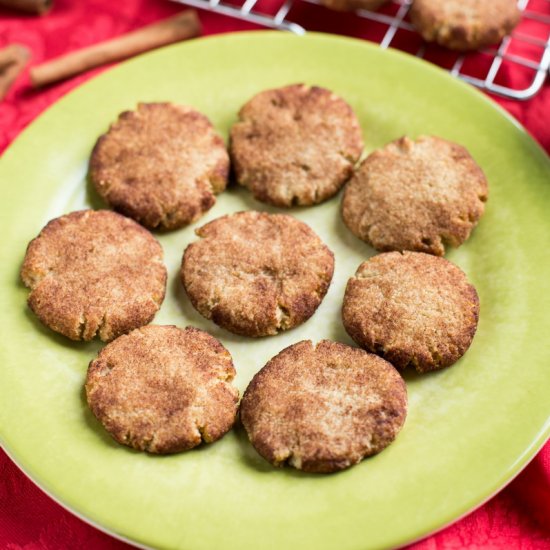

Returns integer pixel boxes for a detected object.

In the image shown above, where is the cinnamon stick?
[0,44,30,70]
[30,10,201,88]
[0,44,30,100]
[0,0,51,15]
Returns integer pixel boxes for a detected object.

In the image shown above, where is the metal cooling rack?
[171,0,550,100]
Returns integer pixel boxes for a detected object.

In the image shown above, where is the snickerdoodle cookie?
[342,136,488,255]
[410,0,521,51]
[90,102,229,230]
[86,325,239,454]
[181,211,334,337]
[240,339,407,473]
[320,0,387,12]
[230,84,363,207]
[21,210,166,342]
[342,252,479,373]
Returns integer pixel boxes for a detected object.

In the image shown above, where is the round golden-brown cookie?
[90,102,229,231]
[86,325,239,454]
[240,339,407,473]
[230,84,363,207]
[181,211,334,337]
[342,135,488,256]
[410,0,521,51]
[21,210,166,342]
[320,0,386,11]
[342,251,479,373]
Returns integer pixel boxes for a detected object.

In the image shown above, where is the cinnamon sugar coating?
[86,325,239,454]
[342,252,479,373]
[240,340,407,473]
[90,102,229,230]
[342,135,488,255]
[21,210,166,341]
[410,0,521,51]
[181,211,334,337]
[230,84,363,207]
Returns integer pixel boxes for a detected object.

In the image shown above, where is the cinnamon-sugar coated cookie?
[230,84,363,207]
[181,211,335,337]
[342,252,480,373]
[240,340,407,473]
[342,136,488,255]
[21,210,166,342]
[90,102,229,230]
[410,0,521,51]
[86,325,239,454]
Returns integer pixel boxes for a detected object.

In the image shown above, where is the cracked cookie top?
[85,325,239,454]
[230,84,364,207]
[181,211,335,337]
[89,102,229,231]
[342,135,488,256]
[240,339,407,473]
[20,209,166,342]
[342,251,479,373]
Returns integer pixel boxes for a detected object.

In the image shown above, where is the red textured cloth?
[1,1,549,549]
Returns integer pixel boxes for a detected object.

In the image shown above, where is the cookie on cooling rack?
[410,0,521,51]
[230,84,363,207]
[240,339,407,473]
[341,135,488,255]
[342,251,480,373]
[181,211,334,337]
[21,210,166,342]
[90,102,229,230]
[86,325,239,454]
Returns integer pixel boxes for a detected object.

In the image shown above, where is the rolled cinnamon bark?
[0,44,30,70]
[30,10,201,88]
[0,0,51,15]
[0,44,31,100]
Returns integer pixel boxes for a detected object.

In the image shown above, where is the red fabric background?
[1,1,549,548]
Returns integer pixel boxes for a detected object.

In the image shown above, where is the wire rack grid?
[171,0,550,100]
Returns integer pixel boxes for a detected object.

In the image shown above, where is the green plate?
[1,32,550,550]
